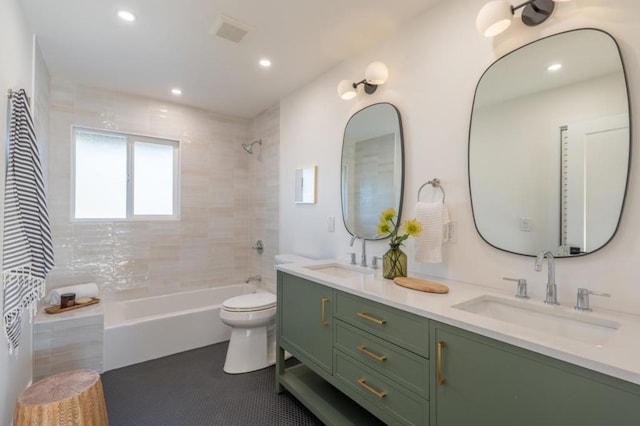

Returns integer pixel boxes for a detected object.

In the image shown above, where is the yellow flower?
[403,219,422,237]
[377,221,392,235]
[377,207,421,247]
[380,208,396,222]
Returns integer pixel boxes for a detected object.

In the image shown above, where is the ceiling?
[21,0,441,118]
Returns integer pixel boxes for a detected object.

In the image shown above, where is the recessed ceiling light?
[171,88,182,96]
[547,63,562,72]
[117,10,136,22]
[259,59,272,68]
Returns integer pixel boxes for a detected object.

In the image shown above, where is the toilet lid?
[223,293,276,312]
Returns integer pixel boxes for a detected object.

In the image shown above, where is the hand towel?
[45,283,99,305]
[3,89,54,353]
[414,201,450,263]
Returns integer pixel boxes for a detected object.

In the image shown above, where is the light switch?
[328,215,335,232]
[520,217,532,232]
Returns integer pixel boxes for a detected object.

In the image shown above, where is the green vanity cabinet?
[276,272,385,425]
[332,292,430,425]
[430,322,640,426]
[277,271,640,426]
[278,271,334,374]
[276,271,428,425]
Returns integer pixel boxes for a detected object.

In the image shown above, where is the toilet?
[219,254,312,374]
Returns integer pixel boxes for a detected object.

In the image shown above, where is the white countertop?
[277,260,640,386]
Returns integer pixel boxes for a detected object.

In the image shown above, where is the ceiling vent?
[210,15,253,43]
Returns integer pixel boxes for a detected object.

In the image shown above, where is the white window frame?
[71,126,180,221]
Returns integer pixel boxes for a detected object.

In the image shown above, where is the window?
[73,128,179,219]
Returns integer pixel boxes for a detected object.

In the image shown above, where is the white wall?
[280,0,640,315]
[0,0,35,422]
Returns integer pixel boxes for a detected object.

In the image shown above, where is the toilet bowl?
[220,254,312,374]
[219,292,277,374]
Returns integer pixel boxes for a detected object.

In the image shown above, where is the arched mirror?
[469,29,630,257]
[341,103,404,239]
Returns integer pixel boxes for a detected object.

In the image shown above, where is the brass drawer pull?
[357,311,387,325]
[437,341,446,385]
[357,345,387,362]
[321,297,329,326]
[357,378,387,398]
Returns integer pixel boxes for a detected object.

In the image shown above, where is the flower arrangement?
[377,208,422,248]
[377,208,422,279]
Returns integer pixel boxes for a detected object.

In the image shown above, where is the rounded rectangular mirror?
[469,29,630,257]
[341,103,404,239]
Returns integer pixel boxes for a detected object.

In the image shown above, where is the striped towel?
[3,89,54,353]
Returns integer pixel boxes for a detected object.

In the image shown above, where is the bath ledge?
[35,300,104,324]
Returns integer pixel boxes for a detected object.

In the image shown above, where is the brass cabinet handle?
[357,345,387,362]
[357,311,387,325]
[437,341,446,385]
[321,297,329,326]
[357,378,387,398]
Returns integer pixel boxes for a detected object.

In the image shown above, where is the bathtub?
[104,284,263,371]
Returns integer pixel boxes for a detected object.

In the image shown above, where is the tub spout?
[246,275,262,284]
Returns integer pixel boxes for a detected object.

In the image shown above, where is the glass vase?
[382,246,407,279]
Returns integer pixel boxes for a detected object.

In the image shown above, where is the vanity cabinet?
[431,322,640,426]
[278,272,333,374]
[277,271,640,426]
[277,272,428,425]
[332,292,430,425]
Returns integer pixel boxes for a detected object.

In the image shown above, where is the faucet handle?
[503,277,529,299]
[371,256,379,270]
[348,252,357,265]
[575,288,611,311]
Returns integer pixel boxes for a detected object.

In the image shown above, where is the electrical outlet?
[520,217,532,232]
[449,221,458,243]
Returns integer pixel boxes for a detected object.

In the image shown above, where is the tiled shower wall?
[248,104,280,290]
[46,78,279,297]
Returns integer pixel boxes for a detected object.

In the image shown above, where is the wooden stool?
[13,369,109,425]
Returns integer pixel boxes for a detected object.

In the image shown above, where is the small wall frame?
[295,166,317,204]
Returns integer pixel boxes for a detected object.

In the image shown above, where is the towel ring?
[418,178,446,203]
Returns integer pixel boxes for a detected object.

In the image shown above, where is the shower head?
[241,139,262,154]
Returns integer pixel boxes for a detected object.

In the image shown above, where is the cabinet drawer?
[335,291,429,357]
[335,321,429,400]
[334,351,429,426]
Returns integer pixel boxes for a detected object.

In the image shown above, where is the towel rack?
[418,178,446,202]
[7,89,30,105]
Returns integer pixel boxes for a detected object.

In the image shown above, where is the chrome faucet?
[534,250,558,305]
[246,275,262,284]
[349,234,367,267]
[575,288,611,311]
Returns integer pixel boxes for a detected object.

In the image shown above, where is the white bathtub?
[104,284,263,371]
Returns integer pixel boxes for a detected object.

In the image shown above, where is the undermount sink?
[452,295,620,346]
[303,263,374,279]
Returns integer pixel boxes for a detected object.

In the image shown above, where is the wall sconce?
[476,0,572,38]
[337,62,389,100]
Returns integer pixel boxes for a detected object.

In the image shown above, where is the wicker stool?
[13,369,109,425]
